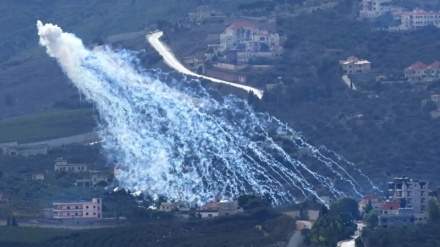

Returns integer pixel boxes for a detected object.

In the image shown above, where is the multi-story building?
[396,9,440,30]
[51,198,102,220]
[359,0,392,19]
[378,208,415,227]
[339,56,372,75]
[405,61,440,82]
[219,21,283,63]
[54,158,88,172]
[388,176,429,214]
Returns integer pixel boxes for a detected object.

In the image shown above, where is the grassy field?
[0,108,95,143]
[0,227,75,246]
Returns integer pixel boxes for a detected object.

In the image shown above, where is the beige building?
[32,173,45,181]
[188,5,224,24]
[340,56,371,75]
[405,61,440,82]
[54,158,88,172]
[52,198,102,219]
[359,0,392,19]
[396,9,440,30]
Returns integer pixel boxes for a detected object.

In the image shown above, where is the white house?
[359,0,392,19]
[54,158,88,172]
[396,9,440,30]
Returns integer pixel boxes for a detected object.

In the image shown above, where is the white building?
[0,142,48,157]
[219,21,283,63]
[359,0,393,19]
[52,198,102,219]
[340,56,372,75]
[54,158,88,172]
[396,9,440,30]
[188,5,224,24]
[388,176,429,214]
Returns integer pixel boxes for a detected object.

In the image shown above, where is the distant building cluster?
[219,21,283,63]
[405,61,440,82]
[393,9,440,30]
[158,200,243,219]
[360,175,432,228]
[54,158,88,172]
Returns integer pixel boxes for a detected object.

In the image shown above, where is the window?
[208,214,212,217]
[86,213,89,216]
[75,213,78,216]
[93,206,96,209]
[93,212,96,215]
[86,206,89,209]
[67,206,70,209]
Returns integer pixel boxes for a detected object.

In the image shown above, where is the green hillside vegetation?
[0,210,294,247]
[251,0,440,186]
[0,109,95,143]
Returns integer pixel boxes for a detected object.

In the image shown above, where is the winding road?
[146,31,264,99]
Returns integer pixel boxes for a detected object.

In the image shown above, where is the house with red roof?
[381,201,400,215]
[405,61,440,82]
[359,194,383,213]
[405,61,428,82]
[428,61,440,77]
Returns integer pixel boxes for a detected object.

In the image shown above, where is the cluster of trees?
[304,198,359,246]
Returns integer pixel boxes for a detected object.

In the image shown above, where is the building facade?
[54,158,88,172]
[219,21,283,63]
[397,9,440,30]
[359,0,392,19]
[1,142,48,157]
[378,208,415,227]
[405,61,440,82]
[359,194,383,213]
[52,198,102,219]
[388,176,429,214]
[188,5,224,24]
[340,56,372,75]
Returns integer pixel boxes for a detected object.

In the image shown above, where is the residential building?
[51,198,102,219]
[405,61,440,82]
[219,21,283,63]
[76,174,108,188]
[359,0,392,19]
[159,202,182,212]
[388,175,429,214]
[218,200,243,216]
[339,56,372,75]
[0,142,48,157]
[54,158,88,172]
[359,194,383,213]
[381,201,400,215]
[31,173,45,181]
[378,208,415,227]
[189,5,223,24]
[396,9,440,30]
[198,200,242,218]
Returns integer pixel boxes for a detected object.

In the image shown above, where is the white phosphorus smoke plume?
[37,21,380,205]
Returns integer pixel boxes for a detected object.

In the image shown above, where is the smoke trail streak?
[37,21,379,206]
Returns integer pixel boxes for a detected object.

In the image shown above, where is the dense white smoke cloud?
[37,21,380,205]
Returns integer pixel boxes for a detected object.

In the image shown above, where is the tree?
[428,199,440,223]
[11,216,17,227]
[364,200,373,215]
[364,210,379,228]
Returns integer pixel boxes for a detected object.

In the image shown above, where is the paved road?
[287,220,314,247]
[342,75,357,91]
[337,222,365,247]
[146,31,264,99]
